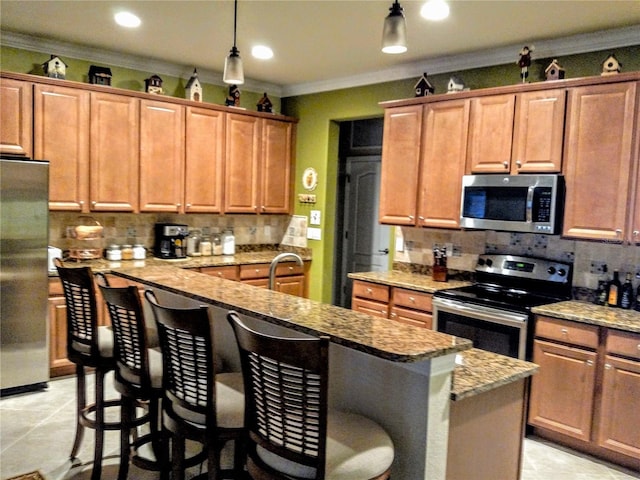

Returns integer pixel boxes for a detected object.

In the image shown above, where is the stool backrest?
[97,276,153,395]
[144,290,216,427]
[226,311,329,479]
[54,258,100,360]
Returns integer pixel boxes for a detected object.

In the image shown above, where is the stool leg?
[172,432,186,480]
[91,369,107,480]
[117,396,133,480]
[70,364,86,460]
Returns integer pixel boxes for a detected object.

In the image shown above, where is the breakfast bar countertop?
[111,265,472,363]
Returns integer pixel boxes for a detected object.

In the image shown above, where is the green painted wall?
[283,46,640,303]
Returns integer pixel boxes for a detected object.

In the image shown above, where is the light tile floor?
[1,374,638,480]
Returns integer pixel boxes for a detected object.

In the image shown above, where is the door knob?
[378,249,389,255]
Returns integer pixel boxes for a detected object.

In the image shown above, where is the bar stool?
[53,259,120,480]
[95,274,166,480]
[144,290,245,480]
[226,311,395,480]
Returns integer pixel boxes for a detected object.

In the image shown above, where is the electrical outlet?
[590,261,607,274]
[452,245,462,257]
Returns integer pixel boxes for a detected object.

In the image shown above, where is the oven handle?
[432,297,529,327]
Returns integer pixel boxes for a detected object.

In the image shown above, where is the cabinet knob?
[408,215,415,220]
[561,328,568,335]
[186,203,192,209]
[615,229,622,236]
[515,160,522,168]
[366,288,373,294]
[503,161,509,168]
[91,201,97,207]
[176,203,181,208]
[79,200,85,206]
[261,206,266,212]
[390,312,397,318]
[633,230,639,237]
[605,363,612,369]
[586,360,594,366]
[409,296,415,303]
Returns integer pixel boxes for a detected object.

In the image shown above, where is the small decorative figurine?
[447,75,468,93]
[517,45,534,83]
[145,74,163,95]
[225,85,240,107]
[414,72,435,97]
[88,65,112,85]
[185,68,202,102]
[601,53,621,76]
[544,59,565,81]
[42,55,67,79]
[257,92,273,113]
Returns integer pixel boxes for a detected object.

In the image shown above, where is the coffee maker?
[154,223,188,259]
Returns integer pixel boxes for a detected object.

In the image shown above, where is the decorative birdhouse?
[544,59,565,81]
[185,69,202,102]
[225,85,241,107]
[145,75,164,95]
[601,54,621,76]
[42,55,67,79]
[88,65,112,86]
[257,92,273,113]
[414,73,435,97]
[447,76,467,93]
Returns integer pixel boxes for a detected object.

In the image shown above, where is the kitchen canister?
[106,244,122,261]
[133,244,146,260]
[222,229,235,255]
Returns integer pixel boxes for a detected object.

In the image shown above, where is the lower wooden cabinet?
[199,265,239,281]
[529,315,640,469]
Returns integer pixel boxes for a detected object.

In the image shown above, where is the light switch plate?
[310,210,321,225]
[307,227,321,240]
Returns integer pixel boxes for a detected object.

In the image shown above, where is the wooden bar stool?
[96,274,167,480]
[226,311,394,480]
[53,259,121,480]
[145,290,245,480]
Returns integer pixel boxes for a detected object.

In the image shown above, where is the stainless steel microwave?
[460,174,564,234]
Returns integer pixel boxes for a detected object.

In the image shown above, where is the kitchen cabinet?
[199,265,239,281]
[139,99,185,212]
[239,262,306,297]
[562,81,637,241]
[34,84,90,212]
[0,78,32,157]
[467,89,565,174]
[184,107,225,213]
[351,280,390,318]
[89,92,139,212]
[260,119,293,213]
[529,315,640,469]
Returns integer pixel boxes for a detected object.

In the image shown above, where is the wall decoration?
[257,92,273,113]
[88,65,112,85]
[185,68,202,102]
[601,53,621,75]
[517,45,534,83]
[414,72,435,97]
[302,167,318,191]
[225,84,241,107]
[544,59,565,81]
[447,75,469,93]
[144,74,163,94]
[42,55,67,79]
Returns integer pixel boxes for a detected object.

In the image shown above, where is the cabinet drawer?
[352,280,389,303]
[48,278,63,296]
[275,262,304,277]
[390,306,432,329]
[240,263,270,280]
[606,329,640,360]
[200,265,238,280]
[392,288,432,312]
[352,297,388,319]
[535,316,599,349]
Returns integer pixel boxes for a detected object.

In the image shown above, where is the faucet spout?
[268,252,303,290]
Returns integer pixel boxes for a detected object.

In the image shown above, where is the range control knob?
[485,259,493,267]
[557,268,567,277]
[477,258,485,266]
[547,266,556,275]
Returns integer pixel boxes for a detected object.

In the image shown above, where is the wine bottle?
[620,272,634,309]
[607,270,621,307]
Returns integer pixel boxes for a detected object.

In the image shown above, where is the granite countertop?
[532,300,640,333]
[111,265,472,363]
[450,348,538,401]
[348,270,472,293]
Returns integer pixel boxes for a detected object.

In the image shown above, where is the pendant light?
[223,0,244,84]
[381,0,407,54]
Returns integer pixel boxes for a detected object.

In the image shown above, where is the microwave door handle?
[526,186,534,223]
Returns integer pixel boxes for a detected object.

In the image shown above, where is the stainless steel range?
[432,254,573,360]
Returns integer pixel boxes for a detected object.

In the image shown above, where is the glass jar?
[121,244,134,260]
[212,233,222,256]
[222,229,235,255]
[200,235,212,256]
[106,244,122,261]
[187,229,202,256]
[133,244,146,260]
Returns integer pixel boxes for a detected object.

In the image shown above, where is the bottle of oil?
[620,272,634,309]
[607,270,621,307]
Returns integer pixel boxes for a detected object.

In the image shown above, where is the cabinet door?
[418,99,469,228]
[34,84,90,212]
[90,92,139,211]
[1,78,32,157]
[48,295,75,377]
[275,274,305,297]
[139,100,185,212]
[563,82,637,241]
[379,105,422,225]
[512,89,565,173]
[467,94,515,173]
[351,297,389,318]
[199,265,239,281]
[261,119,292,213]
[184,107,225,213]
[630,115,640,244]
[597,355,640,459]
[389,306,432,329]
[225,113,260,213]
[528,339,597,442]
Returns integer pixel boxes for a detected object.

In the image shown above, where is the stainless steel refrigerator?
[1,157,50,395]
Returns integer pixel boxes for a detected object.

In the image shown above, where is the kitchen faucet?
[268,252,303,290]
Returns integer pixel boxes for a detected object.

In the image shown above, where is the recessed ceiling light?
[420,0,449,21]
[115,11,141,28]
[252,45,274,60]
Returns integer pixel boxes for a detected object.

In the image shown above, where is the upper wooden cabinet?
[139,99,185,213]
[1,78,33,157]
[467,89,565,174]
[261,119,293,213]
[90,92,140,212]
[34,84,90,212]
[562,81,637,241]
[184,106,225,213]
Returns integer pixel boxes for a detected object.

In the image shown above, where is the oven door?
[432,297,529,360]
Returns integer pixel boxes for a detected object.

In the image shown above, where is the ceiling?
[1,1,639,96]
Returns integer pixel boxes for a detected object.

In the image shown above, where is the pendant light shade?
[223,0,244,84]
[382,0,407,54]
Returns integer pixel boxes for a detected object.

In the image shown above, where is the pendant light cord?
[233,0,238,48]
